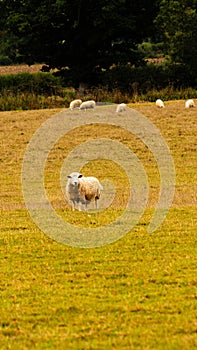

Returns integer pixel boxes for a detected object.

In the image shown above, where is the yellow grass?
[0,102,197,349]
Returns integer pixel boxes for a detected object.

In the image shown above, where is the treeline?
[0,0,197,91]
[0,71,197,111]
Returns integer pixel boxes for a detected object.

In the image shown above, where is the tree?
[155,0,197,78]
[0,0,157,85]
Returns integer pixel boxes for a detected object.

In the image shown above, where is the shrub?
[0,55,13,66]
[0,72,62,95]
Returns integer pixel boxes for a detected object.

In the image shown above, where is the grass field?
[0,64,43,75]
[0,102,197,349]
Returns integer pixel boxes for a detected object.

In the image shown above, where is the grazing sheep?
[69,99,82,110]
[156,99,165,108]
[185,99,195,108]
[66,172,103,211]
[116,103,127,113]
[79,100,96,111]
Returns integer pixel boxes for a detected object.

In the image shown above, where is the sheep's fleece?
[66,172,103,211]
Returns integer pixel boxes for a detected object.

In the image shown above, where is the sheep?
[69,99,82,110]
[185,99,195,108]
[116,103,127,113]
[156,99,165,108]
[66,172,103,211]
[79,100,96,111]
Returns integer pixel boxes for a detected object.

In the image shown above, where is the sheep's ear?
[78,174,83,178]
[67,175,71,178]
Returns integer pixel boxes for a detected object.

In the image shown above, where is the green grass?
[0,103,197,349]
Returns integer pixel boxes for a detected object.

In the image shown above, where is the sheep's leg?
[71,201,75,211]
[95,199,98,210]
[78,202,82,211]
[84,201,88,212]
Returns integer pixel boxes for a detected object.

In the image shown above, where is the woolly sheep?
[185,99,195,108]
[79,100,96,111]
[66,172,103,211]
[116,103,127,113]
[156,99,165,108]
[69,99,82,110]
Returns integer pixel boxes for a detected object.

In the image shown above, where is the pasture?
[0,102,197,349]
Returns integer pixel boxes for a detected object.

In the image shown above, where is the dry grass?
[0,103,197,349]
[0,64,59,75]
[0,64,43,75]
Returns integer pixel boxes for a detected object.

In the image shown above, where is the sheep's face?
[67,172,83,187]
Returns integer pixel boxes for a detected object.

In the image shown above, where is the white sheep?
[79,100,96,111]
[156,99,165,108]
[185,99,195,108]
[116,103,127,113]
[69,99,82,110]
[66,172,103,211]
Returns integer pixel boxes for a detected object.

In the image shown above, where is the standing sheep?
[79,100,96,111]
[66,172,103,211]
[156,99,165,108]
[116,103,127,113]
[185,99,195,108]
[69,99,82,110]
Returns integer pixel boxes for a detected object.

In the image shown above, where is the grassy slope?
[0,103,197,349]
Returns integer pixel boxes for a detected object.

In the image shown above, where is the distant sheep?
[66,172,103,211]
[116,103,127,113]
[185,99,195,108]
[156,99,165,108]
[79,100,96,111]
[69,99,82,110]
